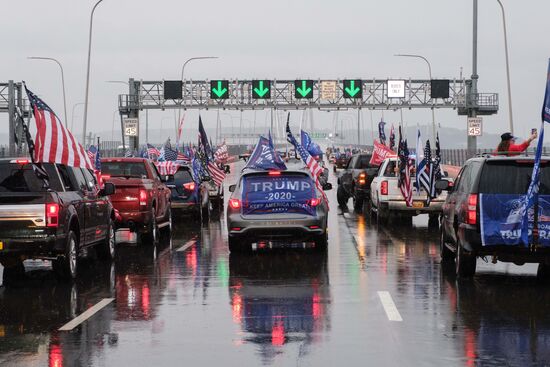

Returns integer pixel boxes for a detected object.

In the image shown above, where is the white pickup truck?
[370,157,451,226]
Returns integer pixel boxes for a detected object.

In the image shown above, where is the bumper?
[227,215,327,242]
[0,235,65,260]
[381,200,444,214]
[354,187,370,199]
[117,210,152,232]
[171,201,199,212]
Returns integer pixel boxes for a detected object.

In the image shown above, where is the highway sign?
[252,80,271,99]
[123,118,138,136]
[467,117,482,136]
[343,80,362,98]
[387,80,405,98]
[310,132,327,138]
[294,80,314,99]
[320,81,337,99]
[210,80,229,99]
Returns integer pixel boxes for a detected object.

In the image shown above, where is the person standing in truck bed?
[496,131,537,156]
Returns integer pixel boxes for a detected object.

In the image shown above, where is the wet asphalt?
[1,162,550,366]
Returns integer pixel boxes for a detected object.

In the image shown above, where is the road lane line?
[59,298,114,331]
[377,291,403,322]
[176,239,196,252]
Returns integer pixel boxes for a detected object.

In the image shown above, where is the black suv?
[0,159,116,282]
[440,155,550,279]
[337,153,378,211]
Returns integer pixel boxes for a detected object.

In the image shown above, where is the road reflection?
[229,251,331,364]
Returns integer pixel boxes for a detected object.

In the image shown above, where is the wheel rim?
[152,214,158,243]
[109,224,115,257]
[69,236,77,277]
[455,244,461,275]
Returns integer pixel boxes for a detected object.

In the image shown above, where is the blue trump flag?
[521,59,550,244]
[244,136,287,171]
[378,120,386,145]
[300,130,323,157]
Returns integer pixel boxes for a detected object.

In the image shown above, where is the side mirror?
[435,180,450,191]
[322,183,333,191]
[224,165,231,174]
[101,182,116,196]
[229,184,236,193]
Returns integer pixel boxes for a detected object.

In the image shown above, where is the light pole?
[71,102,85,132]
[496,0,514,134]
[28,56,68,126]
[395,53,436,142]
[178,56,218,133]
[82,0,105,144]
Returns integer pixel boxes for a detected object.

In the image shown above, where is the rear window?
[478,161,550,195]
[355,155,374,169]
[0,163,62,192]
[102,162,148,179]
[174,168,193,184]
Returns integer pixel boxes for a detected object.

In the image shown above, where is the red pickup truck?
[101,158,171,244]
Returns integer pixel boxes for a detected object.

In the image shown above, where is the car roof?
[101,157,148,163]
[467,154,550,163]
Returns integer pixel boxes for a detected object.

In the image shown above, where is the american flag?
[147,143,160,159]
[26,86,92,170]
[87,145,97,163]
[163,146,178,161]
[177,151,191,163]
[155,161,180,176]
[87,145,101,171]
[397,127,413,207]
[208,161,226,186]
[417,139,433,204]
[286,116,328,206]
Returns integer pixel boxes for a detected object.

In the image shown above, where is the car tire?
[228,236,250,253]
[98,219,116,260]
[2,261,26,285]
[164,207,172,234]
[353,197,364,213]
[440,227,455,264]
[202,198,210,222]
[54,230,78,280]
[314,232,328,251]
[337,186,348,207]
[537,263,550,284]
[428,214,440,229]
[142,210,159,246]
[378,206,389,225]
[455,241,476,278]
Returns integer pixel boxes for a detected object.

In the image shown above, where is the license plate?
[412,201,424,208]
[0,241,3,250]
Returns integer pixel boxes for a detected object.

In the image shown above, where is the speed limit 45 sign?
[123,118,138,136]
[467,117,482,137]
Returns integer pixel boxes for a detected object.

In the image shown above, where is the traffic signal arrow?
[211,81,227,98]
[344,80,361,98]
[296,80,312,98]
[253,81,270,98]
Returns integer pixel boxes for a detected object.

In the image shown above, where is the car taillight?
[268,171,281,176]
[101,174,111,181]
[183,182,196,191]
[139,189,148,207]
[309,198,321,207]
[467,194,478,225]
[46,203,59,227]
[358,172,367,185]
[229,199,241,209]
[381,180,388,195]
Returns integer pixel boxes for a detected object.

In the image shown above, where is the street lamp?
[71,102,85,132]
[82,0,105,145]
[395,53,436,142]
[28,56,68,126]
[496,0,514,134]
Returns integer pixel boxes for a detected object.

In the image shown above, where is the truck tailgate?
[0,193,47,238]
[107,178,152,212]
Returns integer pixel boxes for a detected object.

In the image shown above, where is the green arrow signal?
[296,80,312,98]
[345,80,361,97]
[212,80,227,98]
[254,81,269,98]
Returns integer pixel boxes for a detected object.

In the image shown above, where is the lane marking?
[377,291,403,322]
[59,298,114,331]
[176,239,196,252]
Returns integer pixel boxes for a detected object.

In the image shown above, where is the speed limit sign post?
[467,117,482,137]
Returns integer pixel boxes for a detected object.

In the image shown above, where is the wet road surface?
[1,163,550,366]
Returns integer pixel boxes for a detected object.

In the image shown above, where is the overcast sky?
[2,0,549,147]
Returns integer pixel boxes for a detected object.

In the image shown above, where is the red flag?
[369,140,396,167]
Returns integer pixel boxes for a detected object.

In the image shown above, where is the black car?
[439,155,550,279]
[336,153,378,211]
[0,159,116,282]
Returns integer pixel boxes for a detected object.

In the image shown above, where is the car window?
[0,163,62,192]
[149,162,162,181]
[355,155,373,169]
[82,168,97,191]
[478,161,550,195]
[102,161,148,178]
[174,168,193,184]
[57,164,74,191]
[383,161,398,177]
[346,157,356,169]
[70,167,88,192]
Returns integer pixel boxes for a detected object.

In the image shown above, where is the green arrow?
[254,81,269,97]
[212,81,227,98]
[296,80,312,98]
[345,80,361,97]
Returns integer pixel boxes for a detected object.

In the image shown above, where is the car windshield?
[0,163,61,192]
[174,168,193,184]
[478,161,550,195]
[102,162,148,178]
[355,155,374,169]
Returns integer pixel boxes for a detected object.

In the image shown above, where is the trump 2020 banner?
[480,194,550,246]
[369,140,396,167]
[241,175,316,216]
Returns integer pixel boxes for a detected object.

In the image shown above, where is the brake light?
[381,180,389,195]
[467,194,478,225]
[309,198,321,207]
[15,159,29,164]
[101,174,111,181]
[268,171,281,176]
[46,203,59,227]
[229,199,241,209]
[139,189,148,207]
[358,172,367,185]
[183,182,196,191]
